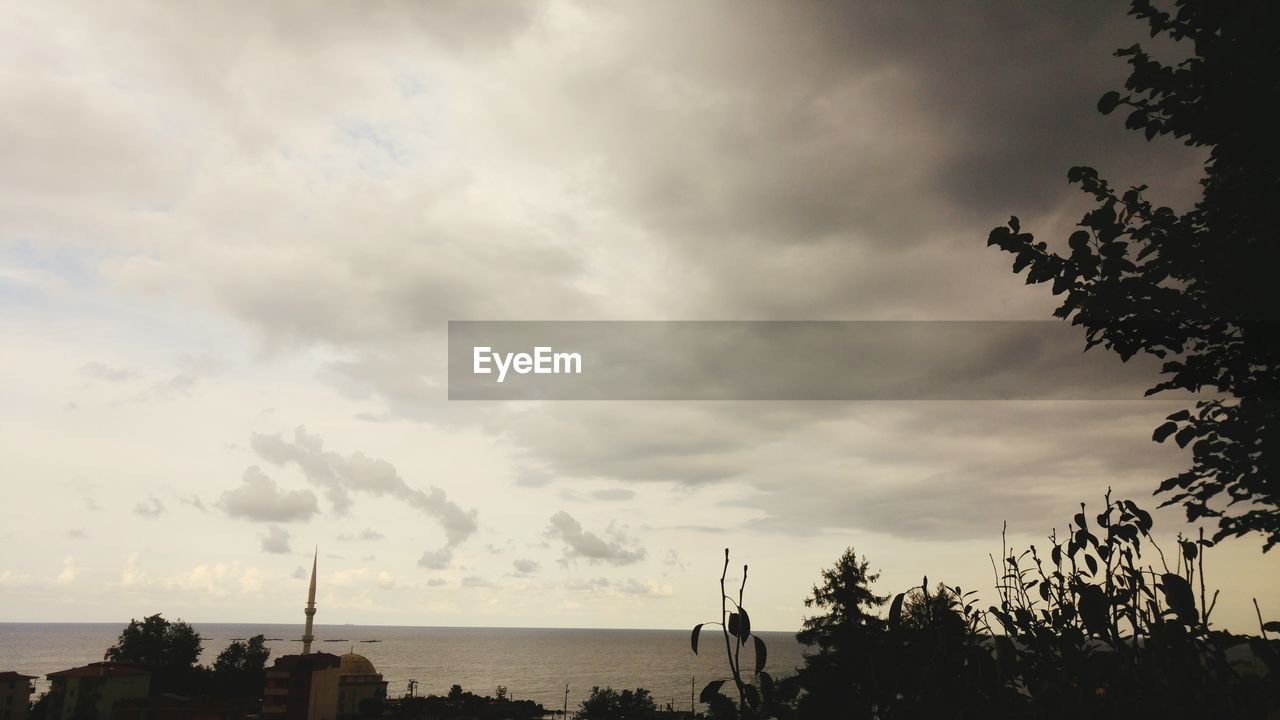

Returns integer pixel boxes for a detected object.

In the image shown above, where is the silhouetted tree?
[793,549,887,718]
[213,634,270,673]
[797,548,887,647]
[987,0,1280,549]
[104,613,202,693]
[210,634,270,696]
[572,687,656,720]
[898,582,962,632]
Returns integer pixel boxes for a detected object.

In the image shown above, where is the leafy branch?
[692,548,769,719]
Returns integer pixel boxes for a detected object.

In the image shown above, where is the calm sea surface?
[0,624,803,713]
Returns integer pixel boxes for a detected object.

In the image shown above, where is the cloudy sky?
[2,1,1276,632]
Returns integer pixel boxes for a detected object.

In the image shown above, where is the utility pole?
[563,683,569,717]
[691,676,695,714]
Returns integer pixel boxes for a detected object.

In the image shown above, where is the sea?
[0,624,804,713]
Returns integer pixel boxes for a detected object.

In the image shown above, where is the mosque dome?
[339,652,378,676]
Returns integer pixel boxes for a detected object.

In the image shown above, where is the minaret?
[302,548,317,654]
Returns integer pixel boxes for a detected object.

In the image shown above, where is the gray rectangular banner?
[447,320,1166,401]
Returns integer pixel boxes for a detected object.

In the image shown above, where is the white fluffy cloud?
[218,467,320,522]
[546,511,645,566]
[260,525,292,554]
[251,427,478,556]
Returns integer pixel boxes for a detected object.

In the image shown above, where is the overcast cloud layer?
[1,1,1275,632]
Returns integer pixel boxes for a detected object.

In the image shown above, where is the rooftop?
[47,663,149,679]
[268,653,341,671]
[338,653,377,676]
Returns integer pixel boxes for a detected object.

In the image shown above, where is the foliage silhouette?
[104,613,202,670]
[104,613,202,695]
[791,549,887,718]
[986,0,1280,549]
[572,686,656,720]
[782,494,1280,719]
[690,549,774,720]
[393,683,546,719]
[213,634,270,673]
[210,634,270,696]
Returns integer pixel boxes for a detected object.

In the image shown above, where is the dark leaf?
[1133,507,1153,533]
[691,623,703,655]
[753,636,767,674]
[699,680,725,704]
[1174,426,1197,448]
[1098,90,1122,114]
[1078,585,1110,636]
[888,593,905,631]
[1160,573,1199,625]
[743,684,760,709]
[1153,421,1178,443]
[1180,540,1197,561]
[727,613,739,638]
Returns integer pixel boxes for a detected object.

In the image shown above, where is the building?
[1,672,36,720]
[45,663,150,720]
[263,654,341,720]
[335,655,386,718]
[263,553,386,720]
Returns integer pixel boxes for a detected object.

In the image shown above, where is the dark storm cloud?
[450,321,1165,400]
[592,1,1198,249]
[728,401,1191,541]
[495,397,1191,543]
[11,0,1209,550]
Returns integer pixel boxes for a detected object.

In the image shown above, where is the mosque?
[262,553,389,720]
